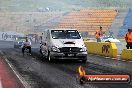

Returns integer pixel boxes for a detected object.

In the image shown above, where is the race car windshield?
[16,37,26,41]
[51,30,81,39]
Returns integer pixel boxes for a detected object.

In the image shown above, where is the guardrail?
[84,41,117,58]
[121,49,132,60]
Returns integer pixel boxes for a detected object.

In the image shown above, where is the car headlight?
[80,47,87,52]
[51,46,60,52]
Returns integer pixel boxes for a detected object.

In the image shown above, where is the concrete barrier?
[0,31,24,41]
[84,41,117,58]
[121,49,132,60]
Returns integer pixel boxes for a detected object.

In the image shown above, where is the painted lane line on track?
[4,57,31,88]
[0,80,3,88]
[0,50,31,88]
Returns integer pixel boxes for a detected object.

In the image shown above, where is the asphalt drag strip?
[0,52,24,88]
[1,48,132,88]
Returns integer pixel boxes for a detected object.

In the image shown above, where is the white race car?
[101,36,120,42]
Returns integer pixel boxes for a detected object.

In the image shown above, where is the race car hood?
[51,39,85,48]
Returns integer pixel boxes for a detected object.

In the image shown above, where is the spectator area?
[0,12,64,34]
[0,9,123,37]
[118,9,132,37]
[57,9,118,35]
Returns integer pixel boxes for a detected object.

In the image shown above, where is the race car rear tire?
[40,49,42,54]
[48,51,52,62]
[82,57,87,63]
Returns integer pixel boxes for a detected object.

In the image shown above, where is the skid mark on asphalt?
[2,48,132,88]
[25,49,132,88]
[2,49,89,88]
[4,57,56,87]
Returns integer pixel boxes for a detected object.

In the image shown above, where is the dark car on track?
[14,37,27,48]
